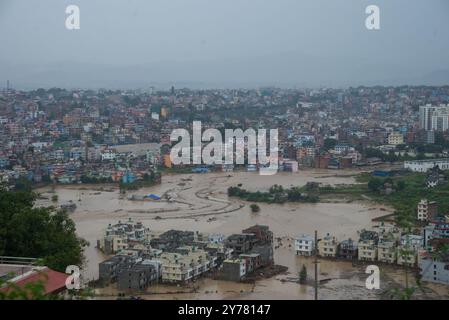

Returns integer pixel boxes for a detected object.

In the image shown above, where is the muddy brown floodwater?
[36,169,449,300]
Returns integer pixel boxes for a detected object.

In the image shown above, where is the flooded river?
[36,170,448,300]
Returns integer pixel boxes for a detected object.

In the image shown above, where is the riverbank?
[227,170,449,227]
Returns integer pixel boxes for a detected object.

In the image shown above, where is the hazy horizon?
[1,0,449,89]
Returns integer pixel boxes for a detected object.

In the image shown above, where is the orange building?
[163,154,172,168]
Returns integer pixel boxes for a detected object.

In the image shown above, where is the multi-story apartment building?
[397,248,418,266]
[101,149,117,161]
[239,253,261,274]
[358,230,379,262]
[417,199,438,222]
[117,261,158,291]
[377,222,401,241]
[97,218,150,254]
[400,234,424,250]
[296,147,315,160]
[358,240,378,262]
[419,253,449,285]
[338,238,358,260]
[397,234,423,266]
[295,234,315,256]
[242,225,273,245]
[377,240,397,264]
[318,233,338,258]
[99,256,159,291]
[225,233,257,255]
[421,104,449,131]
[208,233,226,244]
[159,246,217,283]
[387,132,404,145]
[419,104,436,131]
[97,235,128,255]
[222,259,247,282]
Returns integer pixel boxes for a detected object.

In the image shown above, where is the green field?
[228,170,449,228]
[328,171,449,227]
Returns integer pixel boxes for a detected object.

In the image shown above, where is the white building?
[420,104,436,131]
[295,234,314,256]
[400,234,424,250]
[431,112,449,132]
[101,149,117,161]
[151,112,160,121]
[404,159,449,173]
[208,233,225,244]
[420,257,449,285]
[334,144,353,155]
[419,104,449,131]
[283,160,298,172]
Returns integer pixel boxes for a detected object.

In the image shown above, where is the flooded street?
[35,170,448,299]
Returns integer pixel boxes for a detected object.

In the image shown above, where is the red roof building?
[1,267,68,296]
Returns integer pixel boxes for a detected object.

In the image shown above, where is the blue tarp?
[146,194,161,200]
[372,170,391,177]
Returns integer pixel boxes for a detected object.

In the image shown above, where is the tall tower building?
[431,106,449,132]
[419,104,435,131]
[421,104,449,132]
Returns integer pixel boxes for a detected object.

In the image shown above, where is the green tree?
[299,265,307,284]
[396,180,406,191]
[0,185,87,272]
[368,178,383,193]
[323,138,337,151]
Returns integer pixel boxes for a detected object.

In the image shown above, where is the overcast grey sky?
[1,0,449,88]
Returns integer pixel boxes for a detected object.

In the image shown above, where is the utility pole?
[314,230,319,300]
